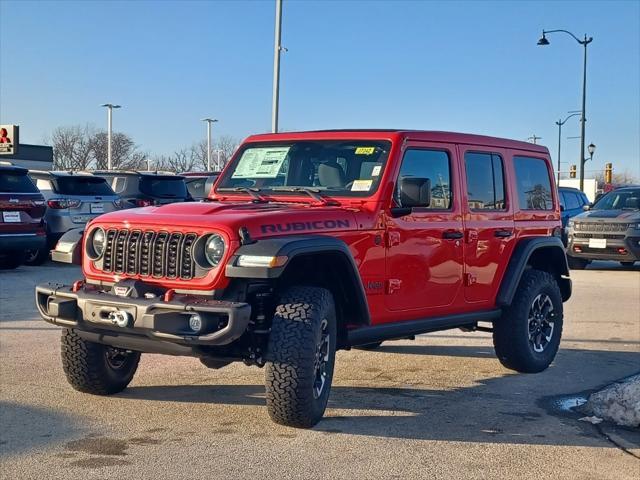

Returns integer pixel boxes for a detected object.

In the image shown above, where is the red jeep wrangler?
[37,130,571,428]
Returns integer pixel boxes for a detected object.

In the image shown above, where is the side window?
[397,149,452,209]
[112,177,126,193]
[564,192,580,210]
[465,152,506,210]
[513,156,553,210]
[559,191,566,209]
[36,179,51,190]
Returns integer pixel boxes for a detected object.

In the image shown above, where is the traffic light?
[569,164,577,179]
[604,163,613,184]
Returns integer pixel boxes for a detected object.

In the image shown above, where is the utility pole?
[555,112,581,182]
[201,118,218,171]
[101,103,121,170]
[271,0,284,133]
[527,134,542,144]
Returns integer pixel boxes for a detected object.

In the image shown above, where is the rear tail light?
[47,198,81,209]
[135,199,154,207]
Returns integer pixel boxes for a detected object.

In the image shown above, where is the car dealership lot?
[1,262,638,479]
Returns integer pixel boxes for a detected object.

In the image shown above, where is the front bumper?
[0,233,47,254]
[568,232,640,262]
[35,283,252,350]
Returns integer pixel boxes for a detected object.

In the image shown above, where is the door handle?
[494,229,513,238]
[443,230,464,240]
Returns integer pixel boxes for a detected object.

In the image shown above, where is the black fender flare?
[496,236,571,306]
[225,235,370,325]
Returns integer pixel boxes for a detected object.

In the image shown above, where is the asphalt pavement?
[1,261,639,479]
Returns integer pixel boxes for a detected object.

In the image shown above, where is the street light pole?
[101,103,121,170]
[555,112,581,182]
[538,29,593,191]
[201,118,218,171]
[271,0,284,133]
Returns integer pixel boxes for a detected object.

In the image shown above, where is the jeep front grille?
[574,222,628,232]
[101,229,198,280]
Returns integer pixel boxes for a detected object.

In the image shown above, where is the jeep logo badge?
[114,286,131,297]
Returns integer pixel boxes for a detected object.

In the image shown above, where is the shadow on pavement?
[0,401,83,457]
[122,346,640,445]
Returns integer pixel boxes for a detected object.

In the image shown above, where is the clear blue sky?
[1,0,638,177]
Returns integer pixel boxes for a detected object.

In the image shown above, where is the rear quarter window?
[513,156,553,210]
[0,172,39,193]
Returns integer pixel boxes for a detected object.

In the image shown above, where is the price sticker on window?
[355,147,375,155]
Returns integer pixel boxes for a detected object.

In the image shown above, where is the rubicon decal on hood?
[261,219,350,234]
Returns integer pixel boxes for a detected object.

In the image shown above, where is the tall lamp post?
[271,0,285,133]
[101,103,121,170]
[201,118,218,171]
[537,29,593,191]
[555,112,581,182]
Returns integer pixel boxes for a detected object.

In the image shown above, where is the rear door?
[384,142,464,316]
[460,147,515,304]
[52,176,119,225]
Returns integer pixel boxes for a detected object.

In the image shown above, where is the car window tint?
[0,172,39,193]
[52,177,115,196]
[186,178,206,198]
[112,176,127,193]
[140,177,188,198]
[559,191,566,209]
[513,156,553,210]
[465,152,506,210]
[397,149,452,209]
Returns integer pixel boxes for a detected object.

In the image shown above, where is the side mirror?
[583,204,591,211]
[391,177,432,216]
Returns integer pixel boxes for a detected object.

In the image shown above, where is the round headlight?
[88,227,106,259]
[204,234,225,267]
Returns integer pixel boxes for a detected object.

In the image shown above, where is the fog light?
[189,313,202,333]
[573,246,582,253]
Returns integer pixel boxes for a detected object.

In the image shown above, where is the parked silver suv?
[29,171,124,249]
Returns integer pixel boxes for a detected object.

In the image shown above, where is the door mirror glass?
[583,204,591,211]
[399,177,431,208]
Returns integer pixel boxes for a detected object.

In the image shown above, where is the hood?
[89,200,361,240]
[573,209,640,222]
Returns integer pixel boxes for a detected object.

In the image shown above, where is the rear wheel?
[493,269,563,373]
[24,247,49,266]
[265,286,336,428]
[61,329,140,395]
[567,256,589,270]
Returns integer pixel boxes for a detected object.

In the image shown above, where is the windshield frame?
[214,139,392,200]
[592,188,640,211]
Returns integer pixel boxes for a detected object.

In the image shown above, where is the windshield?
[52,176,115,196]
[593,188,640,210]
[216,140,391,198]
[140,176,188,198]
[0,172,39,193]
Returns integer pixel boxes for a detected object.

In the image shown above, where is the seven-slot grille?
[101,229,198,279]
[574,222,628,232]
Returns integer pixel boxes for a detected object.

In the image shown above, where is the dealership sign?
[0,125,19,155]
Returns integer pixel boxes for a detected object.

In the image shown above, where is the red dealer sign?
[0,125,19,155]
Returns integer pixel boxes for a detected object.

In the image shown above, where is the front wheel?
[61,329,140,395]
[265,286,337,428]
[493,269,563,373]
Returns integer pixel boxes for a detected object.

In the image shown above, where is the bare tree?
[595,169,639,187]
[192,136,238,171]
[48,125,95,170]
[92,132,147,170]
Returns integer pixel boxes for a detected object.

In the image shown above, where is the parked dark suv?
[96,171,192,207]
[566,186,640,268]
[0,163,47,268]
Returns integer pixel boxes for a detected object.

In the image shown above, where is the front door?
[384,143,464,315]
[460,148,515,304]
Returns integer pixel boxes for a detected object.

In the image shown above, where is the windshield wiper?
[270,187,338,205]
[219,187,268,203]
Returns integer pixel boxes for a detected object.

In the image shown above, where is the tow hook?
[108,310,132,328]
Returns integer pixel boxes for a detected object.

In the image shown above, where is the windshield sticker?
[351,179,373,192]
[231,147,290,179]
[371,165,382,177]
[355,147,375,155]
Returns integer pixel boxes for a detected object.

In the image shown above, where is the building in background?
[0,125,53,170]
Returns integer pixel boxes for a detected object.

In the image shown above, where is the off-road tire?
[354,341,383,351]
[61,329,140,395]
[493,269,563,373]
[265,286,337,428]
[567,256,589,270]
